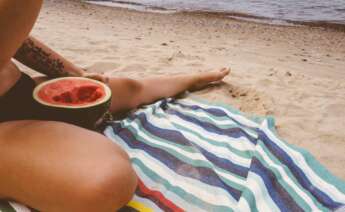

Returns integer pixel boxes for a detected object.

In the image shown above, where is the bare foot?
[190,67,230,91]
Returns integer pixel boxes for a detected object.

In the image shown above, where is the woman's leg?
[0,0,43,70]
[0,120,137,212]
[109,68,230,114]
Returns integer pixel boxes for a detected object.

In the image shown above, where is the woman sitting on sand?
[0,1,229,211]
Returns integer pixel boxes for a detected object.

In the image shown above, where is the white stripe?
[246,172,280,212]
[214,168,246,189]
[152,111,254,167]
[169,103,258,139]
[122,119,207,161]
[167,116,251,166]
[170,103,237,125]
[8,202,31,212]
[134,156,237,210]
[159,108,256,153]
[256,145,322,211]
[179,99,345,203]
[134,164,208,212]
[237,193,252,212]
[136,149,237,206]
[179,99,260,128]
[123,119,247,187]
[260,120,345,203]
[105,128,238,207]
[152,111,252,167]
[141,100,256,156]
[137,105,254,156]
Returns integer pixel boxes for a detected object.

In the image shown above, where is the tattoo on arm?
[14,38,69,77]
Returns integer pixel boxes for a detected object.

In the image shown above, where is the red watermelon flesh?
[38,79,106,106]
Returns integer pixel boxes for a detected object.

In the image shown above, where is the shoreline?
[33,0,345,179]
[85,0,345,31]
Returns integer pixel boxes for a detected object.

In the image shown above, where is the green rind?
[33,77,112,129]
[36,96,111,129]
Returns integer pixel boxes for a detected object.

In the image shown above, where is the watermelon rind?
[33,77,112,129]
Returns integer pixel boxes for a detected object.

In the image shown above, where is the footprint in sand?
[230,86,274,115]
[194,82,274,116]
[165,51,205,63]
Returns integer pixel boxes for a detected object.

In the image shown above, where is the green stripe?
[265,117,345,195]
[170,103,236,123]
[173,99,342,210]
[122,122,247,191]
[111,129,236,211]
[119,98,345,211]
[170,103,259,138]
[131,108,254,160]
[183,97,263,125]
[172,121,253,160]
[255,140,327,211]
[132,158,234,212]
[155,107,256,156]
[190,97,345,195]
[188,98,345,201]
[0,201,16,212]
[238,188,259,212]
[152,108,254,159]
[121,118,196,153]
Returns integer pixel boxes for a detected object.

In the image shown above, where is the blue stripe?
[197,144,249,178]
[111,122,243,200]
[175,100,344,209]
[108,99,345,211]
[251,157,304,212]
[166,108,258,144]
[174,101,232,118]
[128,112,249,177]
[258,131,343,209]
[174,101,257,129]
[122,114,192,147]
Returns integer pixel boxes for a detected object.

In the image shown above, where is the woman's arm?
[0,0,43,70]
[14,36,85,78]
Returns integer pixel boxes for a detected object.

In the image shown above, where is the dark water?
[86,0,345,26]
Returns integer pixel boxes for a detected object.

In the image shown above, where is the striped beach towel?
[1,98,345,211]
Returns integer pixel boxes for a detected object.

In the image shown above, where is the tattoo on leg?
[14,38,68,77]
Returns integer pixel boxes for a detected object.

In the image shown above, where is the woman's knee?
[72,156,137,211]
[42,122,138,211]
[0,120,137,211]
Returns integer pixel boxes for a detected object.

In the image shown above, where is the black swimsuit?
[0,73,41,122]
[0,73,111,130]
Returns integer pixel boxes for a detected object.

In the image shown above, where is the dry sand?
[27,0,345,179]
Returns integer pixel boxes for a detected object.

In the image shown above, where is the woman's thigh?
[0,120,137,212]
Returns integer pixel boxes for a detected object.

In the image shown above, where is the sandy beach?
[26,0,345,179]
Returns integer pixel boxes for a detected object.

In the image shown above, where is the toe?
[217,67,231,79]
[220,67,231,75]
